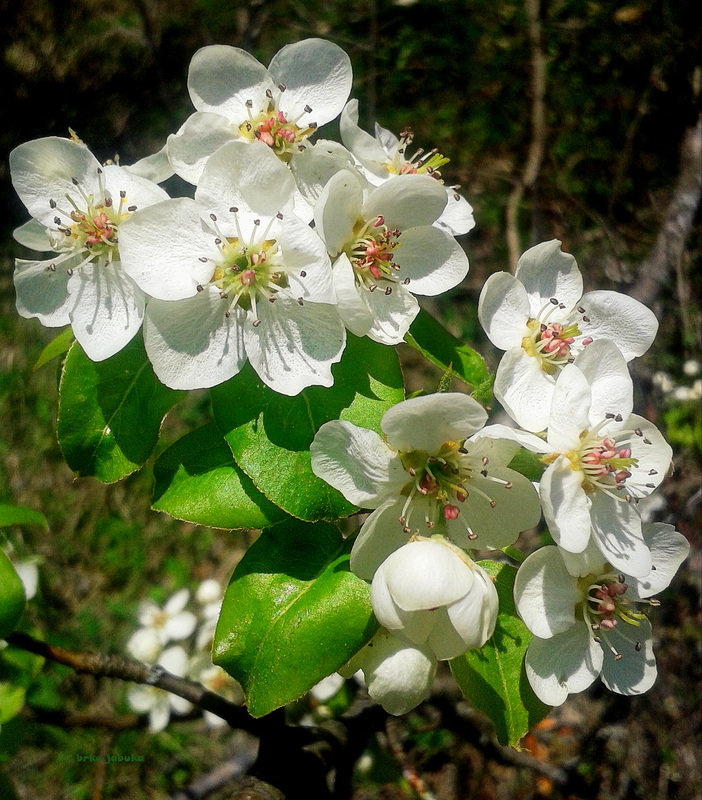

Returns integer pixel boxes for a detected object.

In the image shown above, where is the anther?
[304,104,312,114]
[482,457,489,466]
[278,83,286,91]
[648,469,658,475]
[635,642,642,651]
[49,199,57,208]
[489,500,497,508]
[265,89,273,98]
[384,287,392,295]
[54,216,61,225]
[297,297,304,306]
[71,177,79,185]
[196,285,204,292]
[300,271,307,278]
[128,205,137,212]
[634,428,643,436]
[577,306,585,313]
[219,292,228,299]
[276,212,284,219]
[245,99,253,108]
[47,263,56,272]
[605,412,615,419]
[252,319,261,327]
[66,269,73,276]
[458,447,468,454]
[403,277,411,284]
[198,257,208,262]
[615,414,623,422]
[550,298,559,305]
[582,315,590,322]
[230,207,238,213]
[643,438,651,444]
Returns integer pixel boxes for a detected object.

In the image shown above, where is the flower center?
[345,215,405,293]
[521,298,594,375]
[238,88,317,162]
[396,440,512,539]
[386,127,450,180]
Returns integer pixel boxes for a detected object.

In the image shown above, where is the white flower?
[514,523,689,705]
[136,588,197,648]
[10,136,169,360]
[168,38,352,184]
[310,392,542,580]
[371,538,498,660]
[126,646,193,731]
[342,628,437,715]
[310,673,345,703]
[189,654,244,728]
[194,579,223,652]
[118,140,345,395]
[340,99,475,236]
[478,240,659,432]
[682,359,700,377]
[313,170,469,344]
[477,340,672,578]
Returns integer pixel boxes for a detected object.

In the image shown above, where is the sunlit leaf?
[0,551,26,640]
[33,327,74,371]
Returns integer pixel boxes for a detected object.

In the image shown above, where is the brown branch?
[631,114,702,308]
[22,706,145,731]
[506,0,547,269]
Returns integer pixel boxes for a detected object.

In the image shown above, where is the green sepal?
[213,519,377,718]
[152,423,288,529]
[450,561,550,747]
[33,327,74,371]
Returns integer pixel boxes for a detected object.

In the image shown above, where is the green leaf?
[0,683,26,725]
[152,423,288,529]
[405,308,493,406]
[33,327,74,371]
[0,505,47,530]
[213,519,377,717]
[57,335,184,483]
[0,552,26,640]
[507,448,546,482]
[211,334,404,521]
[450,561,550,747]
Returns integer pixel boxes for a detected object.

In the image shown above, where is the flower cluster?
[11,38,471,396]
[125,581,243,731]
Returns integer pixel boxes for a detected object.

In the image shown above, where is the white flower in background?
[2,544,39,601]
[313,170,469,344]
[310,673,346,704]
[311,393,541,580]
[126,646,193,731]
[10,136,169,360]
[195,579,223,651]
[168,38,352,184]
[118,140,345,395]
[682,359,700,377]
[132,589,197,657]
[371,538,498,660]
[478,240,659,432]
[340,99,475,236]
[189,654,244,728]
[514,523,689,705]
[477,340,673,578]
[342,628,437,715]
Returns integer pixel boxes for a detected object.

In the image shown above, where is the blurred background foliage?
[0,1,700,798]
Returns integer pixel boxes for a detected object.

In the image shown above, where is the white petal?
[101,165,169,211]
[628,523,690,598]
[435,190,476,237]
[167,112,237,185]
[310,420,408,508]
[359,629,436,715]
[362,174,447,230]
[350,497,415,581]
[196,579,223,605]
[493,348,556,433]
[314,170,363,256]
[188,45,273,121]
[589,491,651,578]
[14,257,72,327]
[13,220,52,251]
[244,296,345,395]
[332,254,374,337]
[625,414,673,493]
[546,364,592,451]
[363,283,419,346]
[118,198,219,300]
[124,144,174,184]
[67,262,145,360]
[290,139,359,207]
[478,271,530,350]
[559,539,607,577]
[149,700,171,732]
[525,621,603,706]
[127,684,157,713]
[10,137,101,227]
[381,392,488,453]
[144,289,247,390]
[126,629,162,663]
[540,456,592,553]
[339,100,389,172]
[270,38,353,128]
[164,588,190,615]
[514,240,583,318]
[471,422,552,455]
[394,226,469,296]
[310,673,345,702]
[439,564,498,655]
[578,290,658,360]
[599,618,656,695]
[278,215,335,304]
[165,612,198,642]
[158,645,189,677]
[514,546,581,638]
[573,340,633,426]
[196,140,296,221]
[169,694,194,715]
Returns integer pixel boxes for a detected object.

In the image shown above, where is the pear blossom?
[310,393,542,580]
[340,99,475,236]
[10,136,169,360]
[189,654,244,727]
[126,646,193,731]
[478,240,659,432]
[371,538,499,660]
[118,140,345,394]
[194,579,223,651]
[129,589,198,662]
[313,170,470,344]
[514,523,689,705]
[168,38,352,184]
[476,340,673,578]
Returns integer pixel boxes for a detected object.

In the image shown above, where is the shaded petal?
[525,621,603,706]
[332,254,374,337]
[590,491,651,578]
[244,296,345,395]
[478,271,530,350]
[102,165,169,210]
[350,497,415,581]
[494,347,555,433]
[440,564,498,655]
[514,546,581,638]
[314,170,363,256]
[167,112,237,185]
[381,392,488,453]
[13,219,52,251]
[435,190,476,237]
[310,420,408,508]
[14,257,72,327]
[340,99,389,175]
[188,45,273,122]
[144,289,246,390]
[579,290,658,360]
[471,422,552,454]
[600,618,656,695]
[514,240,583,318]
[362,174,447,230]
[278,214,335,303]
[125,144,174,184]
[291,139,359,206]
[573,340,633,426]
[540,456,591,553]
[546,363,593,451]
[363,283,419,346]
[395,225,469,296]
[628,523,690,598]
[271,38,353,128]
